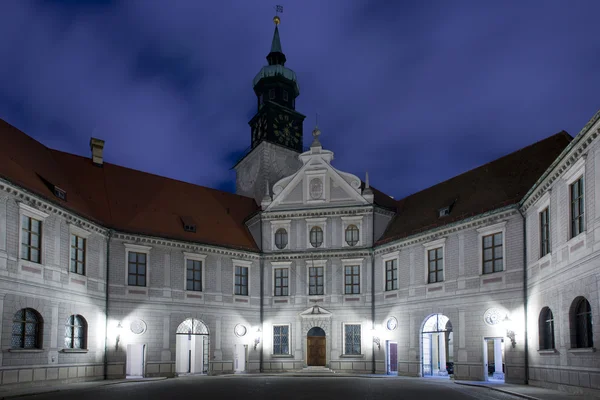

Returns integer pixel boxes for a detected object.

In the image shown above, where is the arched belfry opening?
[175,318,210,375]
[307,326,326,366]
[421,314,453,377]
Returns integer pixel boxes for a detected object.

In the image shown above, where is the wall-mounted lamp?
[115,321,123,351]
[253,327,261,350]
[371,328,381,350]
[503,315,516,348]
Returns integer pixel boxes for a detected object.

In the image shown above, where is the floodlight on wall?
[254,327,261,350]
[115,321,123,351]
[503,315,516,348]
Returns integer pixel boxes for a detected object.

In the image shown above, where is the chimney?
[90,138,105,166]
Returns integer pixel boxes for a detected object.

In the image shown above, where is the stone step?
[300,367,335,374]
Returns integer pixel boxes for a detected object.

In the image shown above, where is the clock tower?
[235,14,305,204]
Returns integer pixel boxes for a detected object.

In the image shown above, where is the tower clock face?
[273,113,301,147]
[252,115,268,143]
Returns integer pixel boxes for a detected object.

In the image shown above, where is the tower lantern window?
[269,89,276,100]
[283,90,288,101]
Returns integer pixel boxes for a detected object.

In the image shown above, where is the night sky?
[1,0,599,199]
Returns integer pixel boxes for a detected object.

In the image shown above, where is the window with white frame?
[342,216,363,247]
[271,220,291,251]
[344,324,361,355]
[540,207,550,258]
[18,203,49,265]
[274,268,289,296]
[124,243,151,287]
[570,176,585,238]
[233,259,252,296]
[306,217,327,248]
[273,325,290,355]
[385,259,398,291]
[477,222,506,275]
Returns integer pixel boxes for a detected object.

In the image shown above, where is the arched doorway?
[175,318,210,375]
[421,314,453,377]
[307,327,326,366]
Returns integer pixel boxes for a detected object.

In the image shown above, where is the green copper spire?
[267,15,286,66]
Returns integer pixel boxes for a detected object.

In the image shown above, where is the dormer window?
[54,187,67,201]
[180,216,196,233]
[438,206,451,218]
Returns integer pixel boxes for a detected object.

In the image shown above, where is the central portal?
[307,327,326,366]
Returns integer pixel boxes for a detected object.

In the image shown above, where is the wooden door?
[307,336,326,366]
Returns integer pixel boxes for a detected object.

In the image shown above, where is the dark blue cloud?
[0,0,599,201]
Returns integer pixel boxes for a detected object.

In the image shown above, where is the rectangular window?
[540,207,550,258]
[309,266,324,295]
[570,177,584,238]
[20,215,41,263]
[385,259,398,291]
[186,259,202,291]
[127,252,146,286]
[235,266,249,296]
[274,268,289,296]
[344,265,360,294]
[269,89,275,100]
[283,90,289,102]
[428,247,444,283]
[482,232,503,274]
[70,234,86,275]
[344,324,361,355]
[273,325,289,355]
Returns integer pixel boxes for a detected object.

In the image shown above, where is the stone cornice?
[374,206,518,255]
[0,178,108,235]
[262,206,373,221]
[521,111,600,212]
[264,248,372,261]
[112,232,261,260]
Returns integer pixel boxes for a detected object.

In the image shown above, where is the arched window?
[571,297,593,348]
[12,308,42,349]
[275,228,288,250]
[310,226,323,248]
[345,225,359,246]
[65,315,87,349]
[538,307,555,350]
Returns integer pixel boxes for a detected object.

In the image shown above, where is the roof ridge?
[393,131,571,204]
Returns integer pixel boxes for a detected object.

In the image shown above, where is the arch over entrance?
[175,318,209,375]
[421,314,453,377]
[307,327,326,366]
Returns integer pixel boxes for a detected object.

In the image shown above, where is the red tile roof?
[0,119,260,252]
[376,131,572,245]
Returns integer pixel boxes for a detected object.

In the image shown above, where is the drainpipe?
[518,209,529,385]
[371,208,376,374]
[259,216,264,373]
[103,229,113,380]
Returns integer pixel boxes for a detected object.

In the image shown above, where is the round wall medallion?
[386,317,398,331]
[130,319,147,335]
[309,178,323,199]
[483,308,503,326]
[234,324,247,337]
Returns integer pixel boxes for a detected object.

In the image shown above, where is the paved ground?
[1,375,590,400]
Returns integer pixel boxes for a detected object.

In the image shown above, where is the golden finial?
[273,5,283,25]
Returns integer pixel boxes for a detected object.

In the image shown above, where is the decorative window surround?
[477,221,507,275]
[423,238,446,284]
[18,203,49,266]
[341,258,364,295]
[342,216,363,248]
[342,322,362,356]
[69,223,91,278]
[272,324,292,356]
[305,259,326,295]
[233,259,253,297]
[562,156,586,185]
[306,217,327,249]
[304,169,328,204]
[381,251,400,292]
[124,243,151,290]
[271,220,291,251]
[183,252,207,292]
[271,261,291,297]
